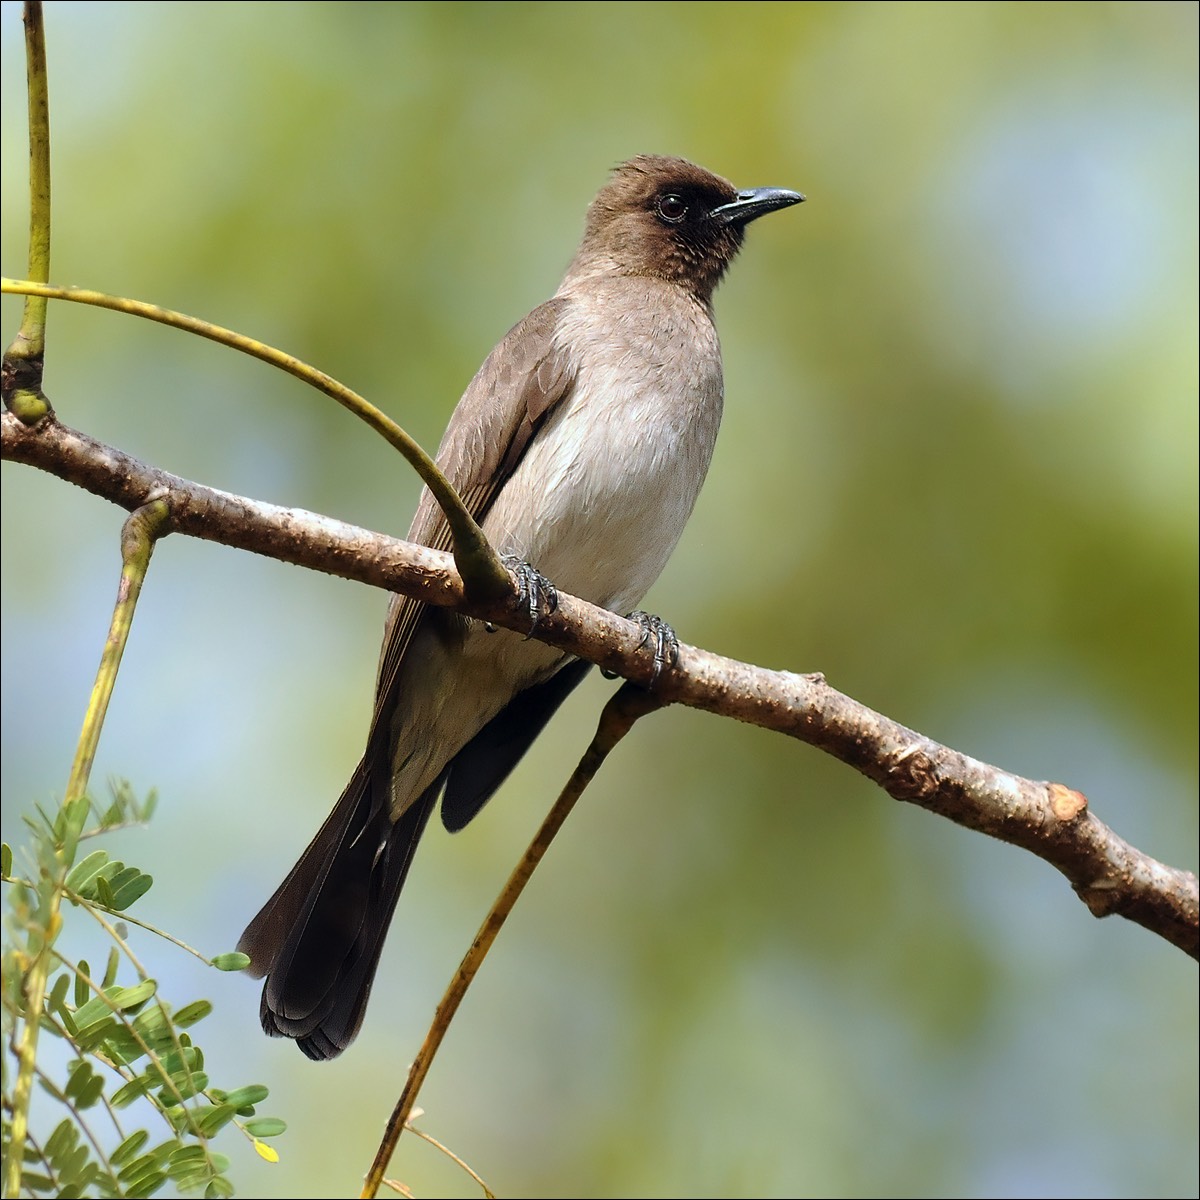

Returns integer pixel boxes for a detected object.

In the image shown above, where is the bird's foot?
[603,610,680,687]
[500,555,558,637]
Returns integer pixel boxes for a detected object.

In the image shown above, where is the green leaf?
[173,1171,216,1193]
[147,1139,177,1166]
[209,952,250,972]
[58,1144,91,1185]
[115,978,158,1011]
[220,1084,269,1109]
[64,849,110,894]
[73,986,117,1028]
[166,1145,209,1169]
[73,1016,118,1051]
[180,1172,225,1194]
[56,796,91,859]
[48,971,71,1017]
[117,1152,159,1182]
[118,1162,168,1197]
[243,1116,287,1138]
[99,1025,143,1066]
[75,1073,105,1110]
[193,1103,238,1138]
[55,1003,79,1038]
[111,1130,150,1166]
[109,872,154,910]
[133,1027,185,1063]
[159,1046,202,1077]
[111,1074,154,1108]
[45,1116,77,1159]
[2,841,11,875]
[74,962,90,1009]
[102,945,121,988]
[131,1005,170,1038]
[102,868,150,902]
[205,1177,235,1198]
[64,1061,95,1101]
[165,1105,195,1131]
[174,999,214,1026]
[159,1069,209,1105]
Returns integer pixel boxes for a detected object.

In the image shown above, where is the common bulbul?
[239,155,803,1059]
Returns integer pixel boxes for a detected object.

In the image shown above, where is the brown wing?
[367,296,576,748]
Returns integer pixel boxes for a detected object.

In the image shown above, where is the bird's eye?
[655,194,688,224]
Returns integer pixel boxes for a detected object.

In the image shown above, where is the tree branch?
[4,407,1197,960]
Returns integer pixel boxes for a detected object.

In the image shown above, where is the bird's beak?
[711,187,805,226]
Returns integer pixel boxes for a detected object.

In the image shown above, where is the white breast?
[482,277,724,615]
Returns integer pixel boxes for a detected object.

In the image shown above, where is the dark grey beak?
[711,187,805,226]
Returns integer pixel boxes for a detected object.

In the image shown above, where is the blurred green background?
[2,3,1196,1197]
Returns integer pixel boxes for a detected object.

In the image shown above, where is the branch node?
[1,352,52,423]
[1076,878,1124,918]
[888,744,940,801]
[1048,782,1088,822]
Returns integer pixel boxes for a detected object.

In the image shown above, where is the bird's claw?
[602,610,679,686]
[632,611,680,685]
[502,555,558,637]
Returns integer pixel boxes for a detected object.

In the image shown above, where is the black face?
[649,182,738,229]
[638,180,748,295]
[650,182,803,231]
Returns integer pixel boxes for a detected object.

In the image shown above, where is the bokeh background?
[2,3,1196,1197]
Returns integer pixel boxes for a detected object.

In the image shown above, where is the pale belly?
[387,281,724,814]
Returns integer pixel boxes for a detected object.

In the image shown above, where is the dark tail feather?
[441,660,592,832]
[238,762,439,1060]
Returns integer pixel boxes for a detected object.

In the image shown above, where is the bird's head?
[567,154,803,302]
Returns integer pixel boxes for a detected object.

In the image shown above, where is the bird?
[238,155,803,1059]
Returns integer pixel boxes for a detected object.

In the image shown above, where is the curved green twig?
[0,276,510,600]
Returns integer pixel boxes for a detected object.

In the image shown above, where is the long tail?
[239,661,592,1058]
[237,761,439,1061]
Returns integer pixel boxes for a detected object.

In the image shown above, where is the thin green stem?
[0,276,510,599]
[5,890,57,1199]
[20,2,51,337]
[69,901,150,980]
[71,887,214,967]
[66,500,171,803]
[5,865,227,967]
[2,2,53,424]
[404,1125,495,1198]
[360,683,666,1199]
